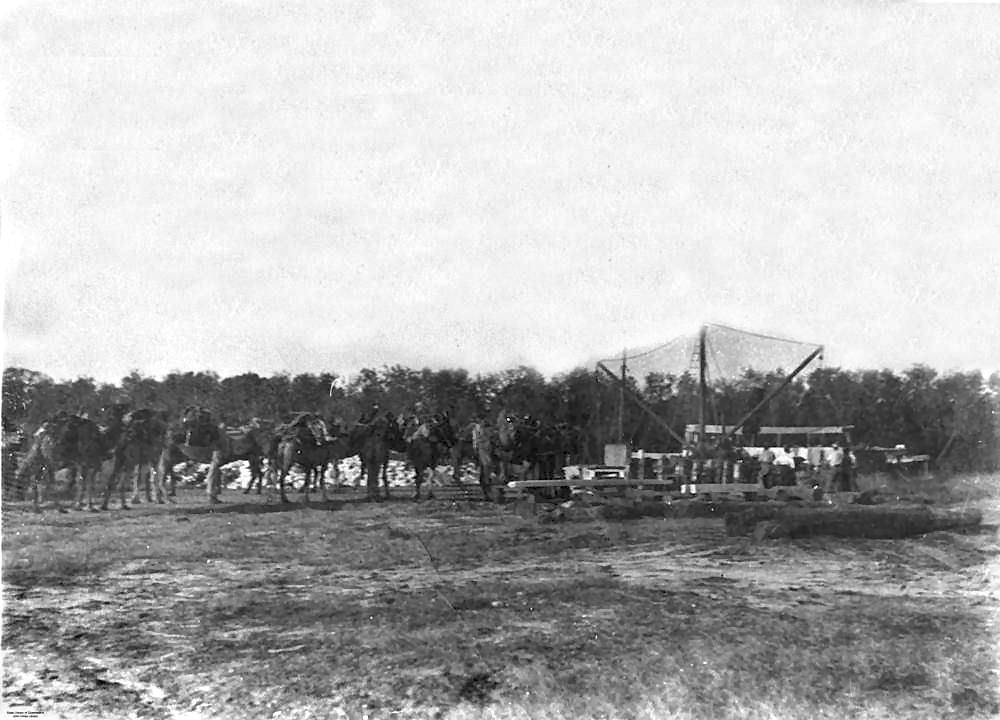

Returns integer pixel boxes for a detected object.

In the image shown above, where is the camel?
[273,417,351,504]
[17,405,129,512]
[152,406,228,504]
[224,418,274,495]
[403,413,457,501]
[102,408,170,509]
[146,411,277,504]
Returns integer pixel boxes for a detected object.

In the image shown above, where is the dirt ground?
[3,476,999,719]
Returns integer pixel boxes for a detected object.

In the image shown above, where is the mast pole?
[618,349,626,444]
[698,325,707,452]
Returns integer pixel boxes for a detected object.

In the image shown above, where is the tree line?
[3,363,998,472]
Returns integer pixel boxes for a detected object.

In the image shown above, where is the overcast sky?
[2,1,999,384]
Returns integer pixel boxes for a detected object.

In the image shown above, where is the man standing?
[843,446,858,492]
[774,447,797,485]
[757,446,775,487]
[827,442,845,493]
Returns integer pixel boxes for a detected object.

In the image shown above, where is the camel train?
[12,404,584,512]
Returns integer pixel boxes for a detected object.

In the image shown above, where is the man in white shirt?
[774,447,797,485]
[827,443,845,493]
[757,446,775,486]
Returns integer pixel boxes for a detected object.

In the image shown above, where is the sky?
[2,1,999,385]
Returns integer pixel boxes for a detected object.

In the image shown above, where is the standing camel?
[404,413,457,501]
[102,408,170,510]
[17,405,129,512]
[222,418,273,495]
[153,407,228,504]
[273,420,349,504]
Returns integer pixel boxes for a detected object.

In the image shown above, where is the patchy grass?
[856,471,1000,508]
[3,476,999,719]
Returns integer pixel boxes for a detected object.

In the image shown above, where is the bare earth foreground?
[3,475,999,720]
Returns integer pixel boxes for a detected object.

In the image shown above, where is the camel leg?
[72,466,84,510]
[265,460,278,498]
[143,466,153,503]
[100,462,116,511]
[83,467,99,511]
[302,465,312,504]
[74,465,96,511]
[477,458,492,501]
[153,461,172,503]
[150,463,164,503]
[73,466,86,510]
[115,461,130,509]
[244,456,260,494]
[364,459,379,502]
[329,459,341,492]
[153,450,173,504]
[258,457,270,494]
[318,461,329,502]
[242,457,253,494]
[206,451,222,504]
[49,466,65,513]
[86,466,99,510]
[277,464,291,504]
[131,465,143,504]
[32,465,45,513]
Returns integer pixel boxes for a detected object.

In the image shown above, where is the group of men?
[756,442,857,491]
[691,440,858,493]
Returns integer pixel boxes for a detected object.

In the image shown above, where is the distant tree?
[121,370,162,409]
[218,373,269,422]
[3,367,53,430]
[491,366,550,420]
[4,359,998,472]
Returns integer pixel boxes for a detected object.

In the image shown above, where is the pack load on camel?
[401,410,457,501]
[279,412,331,446]
[180,406,222,448]
[272,412,352,504]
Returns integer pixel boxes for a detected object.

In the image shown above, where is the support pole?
[618,349,626,444]
[721,345,824,443]
[597,363,688,448]
[698,325,707,453]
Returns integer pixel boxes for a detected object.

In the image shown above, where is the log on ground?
[724,504,982,539]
